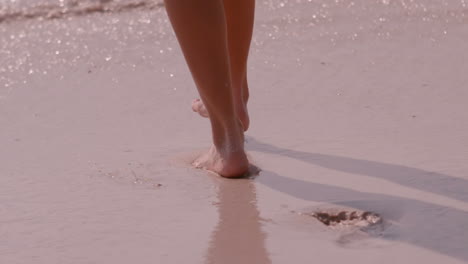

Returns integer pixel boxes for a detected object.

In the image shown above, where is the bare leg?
[164,0,248,177]
[192,0,255,131]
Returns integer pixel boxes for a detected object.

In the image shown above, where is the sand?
[1,0,468,263]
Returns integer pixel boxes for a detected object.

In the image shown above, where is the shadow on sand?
[247,137,468,261]
[247,137,468,203]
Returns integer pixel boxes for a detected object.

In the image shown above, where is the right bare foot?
[192,116,249,178]
[193,145,249,178]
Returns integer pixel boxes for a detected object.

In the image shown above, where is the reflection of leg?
[207,179,270,264]
[192,0,255,131]
[164,0,248,177]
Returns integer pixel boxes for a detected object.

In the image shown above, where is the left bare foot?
[192,98,250,131]
[192,99,209,117]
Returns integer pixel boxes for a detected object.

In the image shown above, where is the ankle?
[212,120,245,152]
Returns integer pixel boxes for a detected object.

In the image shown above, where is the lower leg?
[192,0,255,131]
[164,0,248,177]
[223,0,255,130]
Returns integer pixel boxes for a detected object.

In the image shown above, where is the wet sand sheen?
[1,0,468,263]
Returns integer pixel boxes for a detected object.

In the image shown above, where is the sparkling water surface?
[0,0,467,97]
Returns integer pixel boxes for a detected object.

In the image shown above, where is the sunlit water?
[0,0,467,97]
[0,0,167,97]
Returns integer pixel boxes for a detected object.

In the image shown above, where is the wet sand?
[1,0,468,263]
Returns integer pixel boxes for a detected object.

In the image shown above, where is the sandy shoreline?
[1,0,468,263]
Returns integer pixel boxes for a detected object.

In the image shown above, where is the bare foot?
[193,145,249,178]
[191,99,209,117]
[192,98,250,131]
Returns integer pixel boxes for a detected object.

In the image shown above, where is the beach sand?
[1,0,468,263]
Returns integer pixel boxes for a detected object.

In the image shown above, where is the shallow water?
[0,0,169,98]
[0,0,163,23]
[1,0,466,96]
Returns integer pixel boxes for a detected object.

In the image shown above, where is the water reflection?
[206,174,271,264]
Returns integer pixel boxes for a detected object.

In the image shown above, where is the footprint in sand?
[296,208,391,248]
[311,210,382,227]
